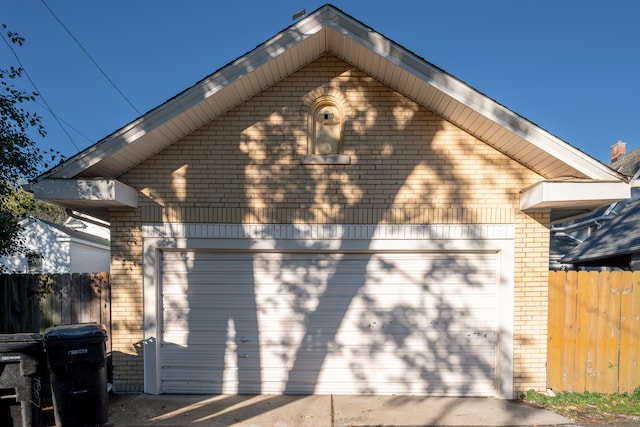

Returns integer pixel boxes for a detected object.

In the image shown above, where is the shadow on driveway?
[106,393,575,427]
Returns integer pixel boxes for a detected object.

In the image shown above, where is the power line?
[33,99,94,144]
[40,0,142,115]
[0,29,81,152]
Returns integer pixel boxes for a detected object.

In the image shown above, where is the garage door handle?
[240,354,249,358]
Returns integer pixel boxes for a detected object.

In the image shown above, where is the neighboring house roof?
[609,146,640,176]
[562,197,640,266]
[22,217,110,247]
[551,234,582,255]
[28,4,628,221]
[549,145,640,269]
[0,216,110,273]
[549,233,581,269]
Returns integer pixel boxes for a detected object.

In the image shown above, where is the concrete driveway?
[106,393,575,426]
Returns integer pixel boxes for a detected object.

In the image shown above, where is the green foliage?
[2,187,66,224]
[522,388,640,422]
[0,24,62,256]
[0,209,22,258]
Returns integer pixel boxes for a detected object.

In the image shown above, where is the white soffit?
[28,179,138,209]
[520,181,630,212]
[37,5,624,183]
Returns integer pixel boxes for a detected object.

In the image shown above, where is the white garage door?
[160,250,498,396]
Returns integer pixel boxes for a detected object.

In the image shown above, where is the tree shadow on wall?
[146,55,535,401]
[229,59,520,397]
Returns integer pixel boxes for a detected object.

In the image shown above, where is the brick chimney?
[610,140,627,161]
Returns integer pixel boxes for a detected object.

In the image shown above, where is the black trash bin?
[43,323,108,427]
[0,333,44,427]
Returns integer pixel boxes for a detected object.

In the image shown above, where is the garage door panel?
[162,320,498,343]
[162,329,498,355]
[189,282,496,297]
[160,251,499,396]
[161,371,496,396]
[162,317,497,333]
[165,352,495,373]
[161,330,498,353]
[162,364,494,383]
[161,380,494,396]
[312,382,494,396]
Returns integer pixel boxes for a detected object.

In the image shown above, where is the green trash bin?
[43,324,108,427]
[0,333,44,427]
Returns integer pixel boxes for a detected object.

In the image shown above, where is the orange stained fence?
[547,270,640,393]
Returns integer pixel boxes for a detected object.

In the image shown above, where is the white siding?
[69,242,110,273]
[160,250,498,396]
[0,221,70,273]
[0,217,109,274]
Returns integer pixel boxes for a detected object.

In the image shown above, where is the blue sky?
[3,1,640,165]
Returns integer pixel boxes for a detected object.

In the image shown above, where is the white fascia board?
[28,179,138,208]
[41,9,329,181]
[325,10,622,182]
[35,5,622,183]
[520,181,630,211]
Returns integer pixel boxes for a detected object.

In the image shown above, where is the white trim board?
[142,223,515,240]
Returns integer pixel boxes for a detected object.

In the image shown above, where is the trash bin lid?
[0,333,42,352]
[43,323,107,344]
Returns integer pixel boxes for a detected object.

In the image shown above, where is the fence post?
[619,271,639,393]
[561,271,578,391]
[547,271,565,391]
[594,272,613,393]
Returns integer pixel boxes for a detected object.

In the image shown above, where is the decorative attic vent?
[301,87,352,165]
[312,103,341,155]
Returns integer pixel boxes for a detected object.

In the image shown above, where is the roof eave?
[34,4,626,184]
[520,180,631,222]
[25,178,137,222]
[36,6,335,182]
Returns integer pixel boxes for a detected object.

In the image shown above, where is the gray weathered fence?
[0,273,111,351]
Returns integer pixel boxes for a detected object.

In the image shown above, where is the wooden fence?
[548,270,640,393]
[0,273,111,351]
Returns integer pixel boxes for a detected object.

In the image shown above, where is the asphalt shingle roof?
[609,146,640,177]
[562,197,640,263]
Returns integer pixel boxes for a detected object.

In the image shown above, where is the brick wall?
[109,210,144,391]
[514,211,551,395]
[110,55,549,394]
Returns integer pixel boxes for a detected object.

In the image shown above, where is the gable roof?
[38,5,622,183]
[21,217,109,247]
[30,5,628,222]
